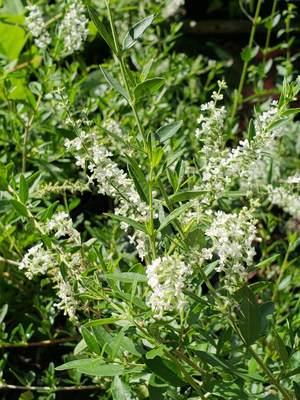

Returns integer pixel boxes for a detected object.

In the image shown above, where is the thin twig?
[2,384,102,391]
[0,335,82,348]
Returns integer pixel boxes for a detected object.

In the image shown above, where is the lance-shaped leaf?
[0,176,8,191]
[134,78,165,101]
[88,7,116,53]
[81,327,101,355]
[102,272,147,283]
[100,66,129,102]
[169,190,207,202]
[128,164,149,204]
[123,14,158,51]
[238,287,262,346]
[19,174,29,204]
[141,59,153,82]
[104,213,147,233]
[10,200,29,217]
[155,121,182,143]
[157,201,194,233]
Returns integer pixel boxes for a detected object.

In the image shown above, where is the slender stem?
[197,264,223,310]
[162,348,206,400]
[0,335,82,348]
[2,384,101,391]
[199,260,293,400]
[230,0,262,125]
[271,242,291,302]
[262,0,278,64]
[157,176,186,239]
[106,0,147,148]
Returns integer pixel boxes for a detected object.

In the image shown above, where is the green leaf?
[81,327,101,355]
[10,199,28,217]
[103,272,147,283]
[128,164,149,204]
[148,375,169,400]
[84,318,120,328]
[155,121,182,144]
[0,304,8,324]
[112,329,125,359]
[26,171,41,189]
[141,59,153,82]
[146,345,166,359]
[100,66,129,101]
[41,234,52,249]
[57,360,124,376]
[158,201,194,233]
[56,359,94,370]
[81,277,104,300]
[267,117,290,132]
[274,333,289,362]
[40,201,59,222]
[88,7,116,53]
[282,366,300,380]
[152,147,164,168]
[91,326,123,359]
[74,339,88,356]
[145,357,186,387]
[112,376,138,400]
[184,227,206,249]
[194,350,264,382]
[19,391,34,400]
[122,14,158,51]
[19,174,29,204]
[203,380,254,399]
[241,45,259,62]
[260,301,274,332]
[0,0,24,14]
[238,287,262,346]
[294,381,300,400]
[134,78,165,101]
[248,118,256,142]
[104,213,147,233]
[253,254,279,269]
[96,123,127,145]
[0,15,27,61]
[282,107,300,116]
[169,190,207,202]
[0,176,8,191]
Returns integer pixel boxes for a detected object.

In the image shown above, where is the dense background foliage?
[1,0,300,399]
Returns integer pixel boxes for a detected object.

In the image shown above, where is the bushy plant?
[1,0,300,399]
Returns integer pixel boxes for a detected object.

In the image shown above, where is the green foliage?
[1,0,300,399]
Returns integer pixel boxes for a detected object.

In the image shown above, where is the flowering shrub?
[1,0,300,399]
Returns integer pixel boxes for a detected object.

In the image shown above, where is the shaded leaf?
[104,213,147,233]
[103,272,147,283]
[123,14,158,50]
[100,66,129,101]
[145,357,186,387]
[88,7,116,53]
[155,121,182,144]
[10,199,28,217]
[238,287,262,346]
[134,78,165,101]
[157,201,194,232]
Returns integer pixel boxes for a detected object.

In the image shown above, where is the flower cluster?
[146,254,193,319]
[19,243,57,280]
[58,1,89,52]
[46,211,74,238]
[25,5,52,50]
[58,96,158,260]
[267,184,300,219]
[193,90,284,207]
[201,207,260,293]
